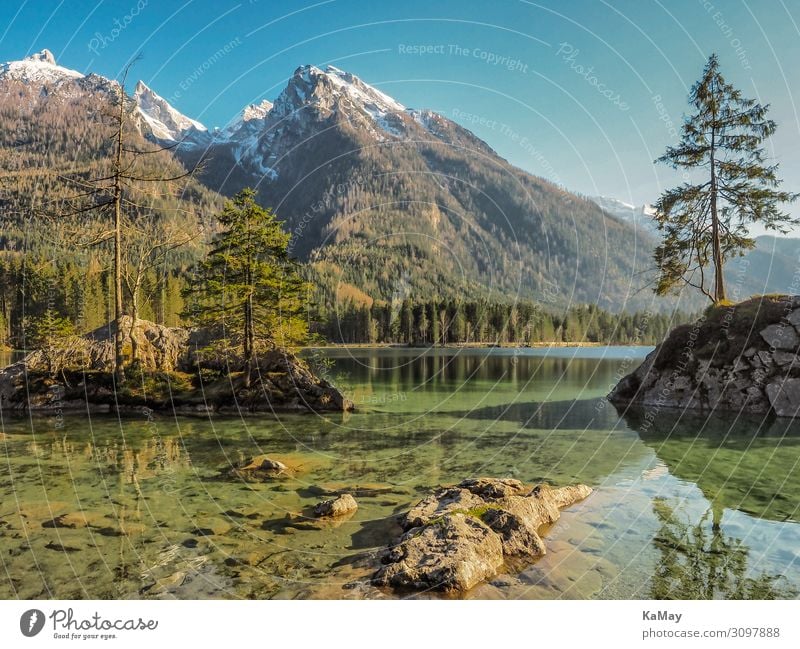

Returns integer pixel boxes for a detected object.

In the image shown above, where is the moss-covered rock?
[373,478,592,592]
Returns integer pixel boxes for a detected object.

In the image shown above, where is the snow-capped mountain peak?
[27,49,56,65]
[0,48,84,85]
[271,64,406,137]
[242,99,274,122]
[201,64,471,185]
[133,80,207,142]
[220,99,274,138]
[319,65,405,112]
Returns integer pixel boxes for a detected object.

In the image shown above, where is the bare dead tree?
[30,59,200,382]
[122,214,196,362]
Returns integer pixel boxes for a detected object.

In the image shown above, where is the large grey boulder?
[760,324,800,351]
[609,296,800,418]
[765,378,800,417]
[373,478,592,592]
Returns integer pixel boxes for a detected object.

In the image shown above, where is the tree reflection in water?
[650,497,796,599]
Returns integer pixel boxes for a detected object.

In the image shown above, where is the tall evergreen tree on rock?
[653,53,798,303]
[184,189,310,383]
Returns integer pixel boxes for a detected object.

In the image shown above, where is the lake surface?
[1,346,799,599]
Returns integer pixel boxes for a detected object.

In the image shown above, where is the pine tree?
[183,189,309,382]
[653,53,798,303]
[400,299,413,344]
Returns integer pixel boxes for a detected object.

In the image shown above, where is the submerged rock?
[44,542,82,553]
[238,455,288,473]
[314,494,358,518]
[190,518,232,536]
[373,478,592,592]
[226,455,289,480]
[609,295,800,418]
[42,513,93,529]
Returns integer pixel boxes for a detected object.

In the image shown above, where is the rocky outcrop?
[377,514,504,592]
[373,478,592,592]
[83,316,190,371]
[0,318,353,413]
[21,316,189,373]
[609,295,800,418]
[221,348,352,413]
[0,361,28,410]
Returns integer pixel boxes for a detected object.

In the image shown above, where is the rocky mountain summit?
[0,48,82,85]
[133,80,207,142]
[609,295,800,417]
[0,48,117,100]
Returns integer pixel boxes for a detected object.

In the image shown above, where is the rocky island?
[609,295,800,418]
[0,317,352,414]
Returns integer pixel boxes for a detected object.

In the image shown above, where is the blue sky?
[2,0,800,219]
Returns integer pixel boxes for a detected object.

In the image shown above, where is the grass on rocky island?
[26,364,254,409]
[654,294,793,370]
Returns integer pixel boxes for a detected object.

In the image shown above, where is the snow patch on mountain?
[591,195,657,233]
[407,109,447,135]
[322,65,405,138]
[323,65,405,112]
[227,128,278,180]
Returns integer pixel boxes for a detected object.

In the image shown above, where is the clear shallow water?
[1,346,799,599]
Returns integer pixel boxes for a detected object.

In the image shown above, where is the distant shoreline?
[302,341,653,350]
[0,342,654,355]
[1,341,653,364]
